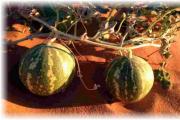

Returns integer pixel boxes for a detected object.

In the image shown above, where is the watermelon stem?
[76,60,101,91]
[116,12,126,34]
[47,37,57,45]
[61,40,101,91]
[127,49,132,58]
[14,15,161,51]
[142,8,179,35]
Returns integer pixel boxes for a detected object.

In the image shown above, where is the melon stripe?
[106,56,154,103]
[19,43,76,96]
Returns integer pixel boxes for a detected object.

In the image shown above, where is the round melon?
[106,56,154,103]
[19,43,76,96]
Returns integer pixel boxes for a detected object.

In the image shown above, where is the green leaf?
[153,69,171,89]
[161,79,171,89]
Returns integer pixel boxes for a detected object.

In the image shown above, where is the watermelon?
[106,56,154,103]
[19,43,76,96]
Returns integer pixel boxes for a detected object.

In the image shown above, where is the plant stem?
[116,12,126,33]
[55,8,59,28]
[123,37,159,45]
[121,31,129,47]
[7,15,161,50]
[6,33,50,45]
[143,8,179,35]
[66,19,80,33]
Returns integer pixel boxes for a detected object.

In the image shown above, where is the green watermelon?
[106,56,154,103]
[19,43,76,96]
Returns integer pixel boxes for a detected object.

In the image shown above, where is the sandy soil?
[4,24,180,116]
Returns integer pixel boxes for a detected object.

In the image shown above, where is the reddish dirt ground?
[4,24,180,115]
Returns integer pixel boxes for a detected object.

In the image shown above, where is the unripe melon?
[106,56,154,103]
[19,43,76,96]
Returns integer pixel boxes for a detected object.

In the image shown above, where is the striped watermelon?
[106,56,154,103]
[19,43,76,96]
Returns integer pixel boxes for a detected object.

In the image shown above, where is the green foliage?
[154,68,171,89]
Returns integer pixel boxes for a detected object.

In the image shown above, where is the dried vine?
[6,3,180,90]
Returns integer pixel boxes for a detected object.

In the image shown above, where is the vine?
[6,3,180,90]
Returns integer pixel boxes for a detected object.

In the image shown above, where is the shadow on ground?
[5,44,116,109]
